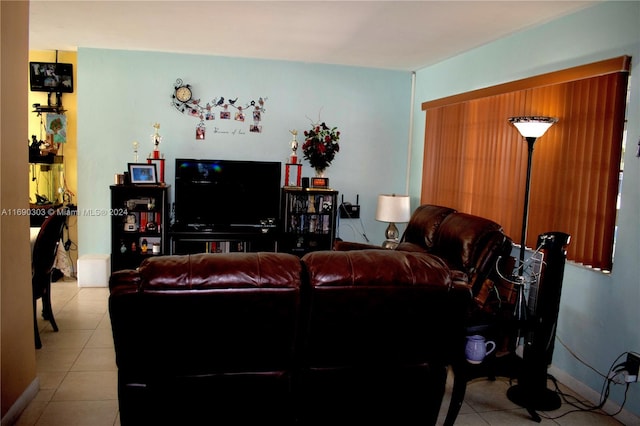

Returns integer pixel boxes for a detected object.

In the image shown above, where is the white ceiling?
[29,0,600,71]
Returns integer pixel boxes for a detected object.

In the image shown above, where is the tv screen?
[174,159,282,230]
[29,62,74,93]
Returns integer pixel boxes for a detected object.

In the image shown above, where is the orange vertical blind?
[420,57,630,271]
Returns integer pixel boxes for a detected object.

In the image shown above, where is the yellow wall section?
[28,50,78,265]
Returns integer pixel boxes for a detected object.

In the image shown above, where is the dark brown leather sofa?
[299,249,469,425]
[399,205,515,425]
[109,252,303,425]
[335,204,515,425]
[400,204,513,304]
[108,205,512,425]
[335,204,513,310]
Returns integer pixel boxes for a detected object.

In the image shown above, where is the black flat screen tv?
[174,158,282,230]
[29,62,74,93]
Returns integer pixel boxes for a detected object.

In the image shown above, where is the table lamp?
[375,194,411,249]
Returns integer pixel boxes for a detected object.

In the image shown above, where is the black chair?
[32,208,67,349]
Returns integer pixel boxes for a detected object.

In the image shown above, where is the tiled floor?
[15,278,626,425]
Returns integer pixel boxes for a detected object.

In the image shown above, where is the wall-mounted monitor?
[29,62,74,93]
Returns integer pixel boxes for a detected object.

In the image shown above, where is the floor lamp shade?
[508,116,558,139]
[376,194,411,247]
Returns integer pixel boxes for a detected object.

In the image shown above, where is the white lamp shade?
[509,116,558,138]
[375,194,411,223]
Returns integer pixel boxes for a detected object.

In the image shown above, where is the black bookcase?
[280,187,339,256]
[110,184,170,272]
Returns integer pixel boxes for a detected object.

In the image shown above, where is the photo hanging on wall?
[170,78,267,138]
[196,123,206,140]
[46,113,67,144]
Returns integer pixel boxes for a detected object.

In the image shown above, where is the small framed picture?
[128,163,158,185]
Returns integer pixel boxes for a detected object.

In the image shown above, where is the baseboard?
[549,365,640,425]
[1,377,39,426]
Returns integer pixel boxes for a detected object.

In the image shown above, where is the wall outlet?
[626,352,640,381]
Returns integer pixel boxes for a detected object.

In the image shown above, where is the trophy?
[289,129,299,164]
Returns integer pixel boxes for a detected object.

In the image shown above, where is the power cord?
[337,207,370,243]
[537,336,633,420]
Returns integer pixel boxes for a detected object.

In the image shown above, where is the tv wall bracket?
[32,92,65,115]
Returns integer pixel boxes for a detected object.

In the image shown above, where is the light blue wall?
[77,51,413,255]
[77,1,639,417]
[411,1,640,417]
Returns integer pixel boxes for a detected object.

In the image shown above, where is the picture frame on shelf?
[128,163,158,185]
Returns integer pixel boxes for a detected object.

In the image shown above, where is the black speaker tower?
[507,231,571,421]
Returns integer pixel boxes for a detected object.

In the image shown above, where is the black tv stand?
[169,224,279,255]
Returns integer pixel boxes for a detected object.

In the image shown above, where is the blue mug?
[465,334,496,364]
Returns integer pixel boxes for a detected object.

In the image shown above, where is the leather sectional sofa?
[108,205,512,425]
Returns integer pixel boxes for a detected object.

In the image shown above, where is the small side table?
[444,326,522,425]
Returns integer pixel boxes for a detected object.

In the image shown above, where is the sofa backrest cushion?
[300,250,460,367]
[109,252,303,376]
[401,204,456,250]
[138,252,301,290]
[431,212,511,293]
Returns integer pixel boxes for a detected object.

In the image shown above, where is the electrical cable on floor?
[541,374,630,420]
[535,335,633,420]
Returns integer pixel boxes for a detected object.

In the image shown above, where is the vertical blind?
[420,56,630,271]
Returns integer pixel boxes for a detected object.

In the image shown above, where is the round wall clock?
[175,85,192,103]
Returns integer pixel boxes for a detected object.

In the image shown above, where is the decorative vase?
[315,168,326,177]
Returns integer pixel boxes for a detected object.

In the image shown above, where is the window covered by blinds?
[420,56,630,271]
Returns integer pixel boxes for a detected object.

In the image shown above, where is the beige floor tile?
[53,313,104,332]
[14,400,47,426]
[447,411,492,425]
[463,377,521,412]
[35,372,67,390]
[437,402,476,425]
[86,327,115,348]
[53,371,118,401]
[38,329,93,349]
[70,347,117,371]
[34,400,118,426]
[478,408,558,425]
[49,281,81,306]
[35,347,82,372]
[62,288,109,307]
[76,287,110,298]
[97,313,114,330]
[32,389,55,403]
[60,299,108,315]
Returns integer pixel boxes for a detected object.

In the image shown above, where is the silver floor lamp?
[506,115,561,418]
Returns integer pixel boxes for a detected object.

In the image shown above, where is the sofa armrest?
[109,269,140,296]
